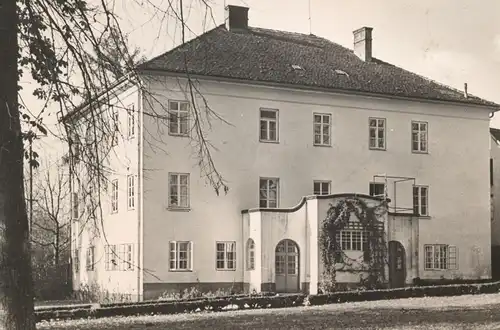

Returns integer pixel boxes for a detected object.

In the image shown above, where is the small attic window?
[334,69,349,77]
[291,64,304,71]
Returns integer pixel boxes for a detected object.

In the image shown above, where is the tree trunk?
[0,0,37,328]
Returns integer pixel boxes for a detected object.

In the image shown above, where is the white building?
[66,6,499,301]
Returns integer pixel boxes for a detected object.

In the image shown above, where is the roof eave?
[137,68,500,111]
[59,73,138,124]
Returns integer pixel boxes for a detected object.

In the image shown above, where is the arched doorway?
[388,240,406,288]
[275,239,300,293]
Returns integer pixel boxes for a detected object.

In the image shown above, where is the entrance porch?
[242,193,419,294]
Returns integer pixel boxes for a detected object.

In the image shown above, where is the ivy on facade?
[319,197,388,293]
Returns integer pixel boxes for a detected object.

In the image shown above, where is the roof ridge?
[137,24,225,71]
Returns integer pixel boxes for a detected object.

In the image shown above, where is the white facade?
[70,74,493,300]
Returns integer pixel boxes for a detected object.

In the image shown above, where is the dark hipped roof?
[138,25,499,108]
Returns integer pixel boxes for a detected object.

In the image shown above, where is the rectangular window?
[369,182,386,198]
[424,244,458,270]
[111,180,118,213]
[105,245,118,271]
[168,173,190,208]
[169,241,192,271]
[313,113,331,146]
[259,109,279,142]
[369,118,386,150]
[412,121,428,153]
[216,241,236,270]
[124,244,133,271]
[73,249,79,273]
[86,246,95,271]
[413,185,429,216]
[168,101,189,136]
[259,178,279,208]
[335,230,369,251]
[127,105,135,138]
[111,107,119,146]
[72,192,79,219]
[313,180,331,195]
[127,175,135,210]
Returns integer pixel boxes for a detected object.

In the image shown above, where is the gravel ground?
[37,293,500,330]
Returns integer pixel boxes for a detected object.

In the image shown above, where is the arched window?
[246,238,255,270]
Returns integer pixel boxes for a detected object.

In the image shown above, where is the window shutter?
[448,245,458,270]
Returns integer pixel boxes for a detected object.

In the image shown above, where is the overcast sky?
[105,0,500,127]
[22,0,500,135]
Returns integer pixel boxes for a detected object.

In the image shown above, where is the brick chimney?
[225,5,249,31]
[353,27,373,62]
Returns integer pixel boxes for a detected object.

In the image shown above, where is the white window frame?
[105,245,118,271]
[313,113,332,146]
[168,100,189,136]
[369,182,386,198]
[73,249,80,273]
[169,241,193,271]
[424,244,458,270]
[335,230,369,251]
[124,244,134,271]
[216,241,236,271]
[127,175,135,210]
[127,104,135,138]
[71,192,79,219]
[246,238,255,270]
[111,107,119,146]
[111,179,118,213]
[259,108,279,143]
[86,246,95,271]
[168,173,190,209]
[412,121,428,153]
[259,177,279,208]
[413,185,429,216]
[369,117,386,150]
[313,180,331,195]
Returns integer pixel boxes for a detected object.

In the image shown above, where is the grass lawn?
[37,293,500,330]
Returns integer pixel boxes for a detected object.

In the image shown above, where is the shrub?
[307,281,500,306]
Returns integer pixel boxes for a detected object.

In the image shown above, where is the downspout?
[137,86,145,301]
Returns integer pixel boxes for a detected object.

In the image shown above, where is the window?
[313,180,331,195]
[127,175,135,210]
[369,182,386,198]
[424,244,458,270]
[216,241,236,270]
[169,241,192,271]
[168,173,190,208]
[335,230,369,251]
[313,113,331,146]
[259,178,279,208]
[111,107,119,146]
[72,192,79,219]
[111,180,118,213]
[73,249,80,273]
[86,246,95,271]
[369,118,386,150]
[105,245,118,271]
[246,239,255,270]
[259,109,278,142]
[413,185,429,216]
[168,101,189,136]
[124,244,133,271]
[127,105,135,138]
[412,121,428,153]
